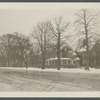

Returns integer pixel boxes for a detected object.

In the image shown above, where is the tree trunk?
[41,52,46,69]
[57,32,61,70]
[25,55,28,69]
[1,55,3,67]
[85,30,90,70]
[41,33,46,70]
[25,61,28,69]
[13,58,16,67]
[85,47,90,70]
[83,10,90,71]
[7,56,10,67]
[57,50,61,70]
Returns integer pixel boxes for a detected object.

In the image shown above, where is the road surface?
[0,67,100,91]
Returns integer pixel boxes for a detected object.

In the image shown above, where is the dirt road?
[0,68,100,91]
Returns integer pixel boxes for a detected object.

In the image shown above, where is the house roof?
[61,45,73,51]
[90,40,100,52]
[77,47,86,52]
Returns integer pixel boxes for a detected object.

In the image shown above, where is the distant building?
[45,45,73,59]
[45,45,80,68]
[76,48,87,66]
[89,40,100,68]
[35,45,80,68]
[76,40,100,68]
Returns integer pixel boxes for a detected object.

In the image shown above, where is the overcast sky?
[0,9,74,36]
[0,3,100,36]
[0,8,75,36]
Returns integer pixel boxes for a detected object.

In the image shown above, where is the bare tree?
[32,21,52,69]
[75,9,97,70]
[0,33,14,67]
[18,34,32,69]
[48,17,70,70]
[0,33,32,68]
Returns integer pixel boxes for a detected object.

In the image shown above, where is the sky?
[0,3,100,49]
[0,6,75,36]
[0,3,100,36]
[0,9,74,36]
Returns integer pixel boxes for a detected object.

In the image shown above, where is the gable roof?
[90,40,100,51]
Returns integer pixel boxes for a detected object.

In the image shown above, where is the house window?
[52,60,55,65]
[50,60,51,65]
[68,60,71,65]
[62,60,66,65]
[55,60,57,65]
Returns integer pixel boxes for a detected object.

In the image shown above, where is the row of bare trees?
[32,17,70,70]
[0,9,99,70]
[32,9,99,70]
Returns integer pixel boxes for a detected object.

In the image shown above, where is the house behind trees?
[89,40,100,68]
[76,40,100,68]
[35,45,80,68]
